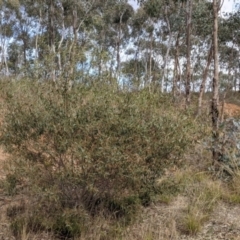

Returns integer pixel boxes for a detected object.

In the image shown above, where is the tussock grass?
[221,169,240,204]
[177,171,222,235]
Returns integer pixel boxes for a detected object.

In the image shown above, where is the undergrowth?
[0,80,205,238]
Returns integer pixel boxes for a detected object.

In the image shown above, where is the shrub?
[0,80,196,237]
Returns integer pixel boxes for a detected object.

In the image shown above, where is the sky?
[128,0,239,14]
[128,0,138,10]
[221,0,237,12]
[220,0,240,17]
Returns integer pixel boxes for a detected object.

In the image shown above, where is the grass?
[178,172,222,234]
[221,170,240,204]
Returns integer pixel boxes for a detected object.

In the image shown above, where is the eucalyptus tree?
[218,11,240,92]
[11,1,92,80]
[212,0,220,164]
[81,0,134,87]
[123,7,148,89]
[185,0,193,106]
[142,0,186,93]
[193,0,213,115]
[86,0,114,82]
[141,0,162,90]
[0,0,17,75]
[137,0,186,92]
[89,0,133,87]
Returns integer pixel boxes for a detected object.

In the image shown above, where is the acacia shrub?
[0,81,195,237]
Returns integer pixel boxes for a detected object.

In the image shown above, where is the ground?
[1,149,240,239]
[126,196,240,240]
[0,149,15,240]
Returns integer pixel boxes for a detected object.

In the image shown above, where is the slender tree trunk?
[134,34,141,89]
[234,68,237,92]
[161,6,172,93]
[173,31,181,100]
[34,9,42,79]
[67,9,78,90]
[197,42,213,115]
[228,42,234,89]
[3,45,9,76]
[212,0,220,164]
[116,12,124,84]
[116,24,121,77]
[185,0,193,107]
[48,0,56,82]
[23,38,27,66]
[172,0,183,99]
[98,47,102,80]
[149,30,153,87]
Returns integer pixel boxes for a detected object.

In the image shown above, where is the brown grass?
[220,102,240,119]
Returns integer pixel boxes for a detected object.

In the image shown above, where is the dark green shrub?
[53,213,83,238]
[10,217,25,238]
[5,173,18,195]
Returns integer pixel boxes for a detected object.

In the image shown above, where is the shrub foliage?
[0,81,195,238]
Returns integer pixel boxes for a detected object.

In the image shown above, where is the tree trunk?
[3,45,9,76]
[185,0,193,107]
[173,31,181,100]
[67,9,78,90]
[48,0,56,82]
[197,42,213,115]
[212,0,220,164]
[161,6,172,93]
[134,34,141,89]
[149,30,153,88]
[116,12,124,84]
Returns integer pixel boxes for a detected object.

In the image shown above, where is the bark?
[173,31,181,100]
[116,12,125,83]
[185,0,193,107]
[234,68,237,92]
[226,42,234,90]
[149,30,153,87]
[48,0,56,82]
[67,9,78,89]
[220,91,227,123]
[23,34,27,66]
[3,45,9,75]
[134,34,141,89]
[197,42,213,115]
[212,0,220,164]
[116,23,121,79]
[161,6,172,93]
[34,9,42,79]
[48,0,55,51]
[98,44,103,80]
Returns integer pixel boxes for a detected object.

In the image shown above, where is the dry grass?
[121,196,186,240]
[222,102,240,118]
[2,146,240,239]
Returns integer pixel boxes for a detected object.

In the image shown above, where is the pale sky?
[128,0,239,14]
[128,0,240,19]
[222,0,234,13]
[220,0,240,17]
[128,0,138,10]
